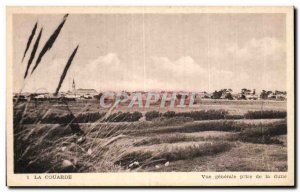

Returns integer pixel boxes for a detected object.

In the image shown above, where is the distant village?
[14,79,287,102]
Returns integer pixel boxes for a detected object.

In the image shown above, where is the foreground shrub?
[145,111,161,121]
[106,111,143,122]
[151,116,193,127]
[162,111,176,118]
[175,110,229,120]
[171,121,240,133]
[240,121,287,137]
[225,115,244,120]
[143,110,230,121]
[76,112,105,123]
[129,121,241,136]
[238,121,287,144]
[129,119,287,137]
[17,111,142,124]
[244,110,286,119]
[130,112,144,122]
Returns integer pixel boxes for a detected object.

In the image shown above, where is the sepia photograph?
[6,6,294,186]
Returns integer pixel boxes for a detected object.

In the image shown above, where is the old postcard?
[6,6,294,186]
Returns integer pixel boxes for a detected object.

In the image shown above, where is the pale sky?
[13,13,286,93]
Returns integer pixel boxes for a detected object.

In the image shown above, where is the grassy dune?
[13,100,287,173]
[14,116,287,173]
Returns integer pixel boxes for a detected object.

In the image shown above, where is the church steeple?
[72,79,76,95]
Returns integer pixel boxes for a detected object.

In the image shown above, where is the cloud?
[19,37,286,93]
[145,56,235,91]
[210,37,285,73]
[70,53,236,92]
[201,37,286,91]
[70,53,145,91]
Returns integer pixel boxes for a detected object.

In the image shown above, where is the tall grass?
[128,121,241,136]
[14,111,143,124]
[116,142,233,167]
[13,102,139,173]
[133,134,198,146]
[13,100,287,173]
